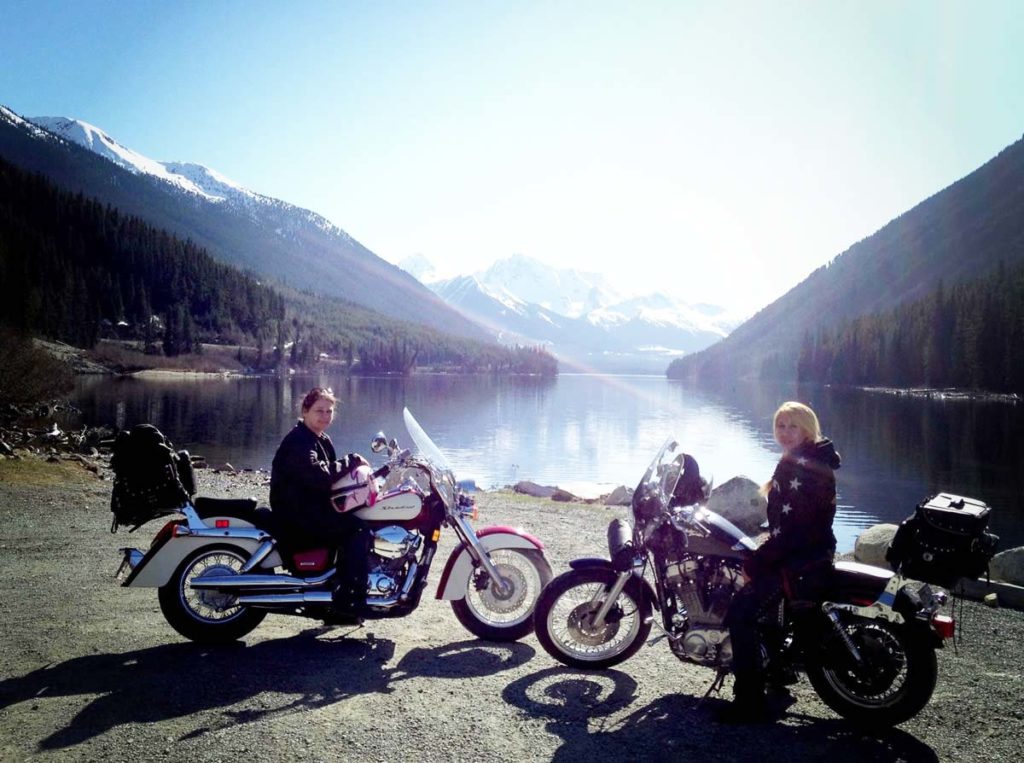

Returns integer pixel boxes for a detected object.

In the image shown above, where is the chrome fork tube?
[590,570,632,628]
[449,513,512,596]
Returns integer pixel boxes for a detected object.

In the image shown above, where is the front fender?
[435,526,545,600]
[122,518,280,588]
[566,557,660,610]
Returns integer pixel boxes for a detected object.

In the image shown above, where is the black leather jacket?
[269,422,353,532]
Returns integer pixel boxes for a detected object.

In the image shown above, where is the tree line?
[0,156,557,376]
[0,155,285,352]
[796,261,1024,393]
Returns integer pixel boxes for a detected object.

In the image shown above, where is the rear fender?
[122,516,282,588]
[435,526,545,600]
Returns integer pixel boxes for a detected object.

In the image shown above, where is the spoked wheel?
[535,567,652,669]
[806,615,937,727]
[158,545,266,643]
[451,549,553,642]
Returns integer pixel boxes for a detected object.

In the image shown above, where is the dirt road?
[1,458,1022,762]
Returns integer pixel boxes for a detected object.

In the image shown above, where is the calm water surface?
[65,373,1024,552]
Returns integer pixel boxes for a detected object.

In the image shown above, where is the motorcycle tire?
[451,548,552,642]
[535,566,652,669]
[806,615,937,728]
[157,545,267,644]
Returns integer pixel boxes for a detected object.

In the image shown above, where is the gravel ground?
[1,456,1022,763]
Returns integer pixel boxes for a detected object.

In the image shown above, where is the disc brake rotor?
[474,562,529,614]
[566,602,622,646]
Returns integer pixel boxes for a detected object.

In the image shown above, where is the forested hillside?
[0,157,557,376]
[0,106,487,342]
[668,134,1024,386]
[0,155,284,351]
[796,262,1024,393]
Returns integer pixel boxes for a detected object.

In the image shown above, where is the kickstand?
[698,670,729,707]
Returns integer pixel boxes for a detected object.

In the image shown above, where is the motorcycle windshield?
[403,407,455,477]
[632,437,684,517]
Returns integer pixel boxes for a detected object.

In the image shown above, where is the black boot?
[715,674,768,724]
[327,580,364,625]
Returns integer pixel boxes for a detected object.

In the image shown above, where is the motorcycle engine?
[663,557,743,667]
[366,526,421,598]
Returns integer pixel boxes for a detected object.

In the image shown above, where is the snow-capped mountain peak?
[27,116,253,203]
[162,161,257,202]
[477,254,623,318]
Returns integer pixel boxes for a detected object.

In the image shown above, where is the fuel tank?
[354,486,427,524]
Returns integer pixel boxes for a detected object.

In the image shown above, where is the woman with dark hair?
[718,401,842,723]
[270,387,370,619]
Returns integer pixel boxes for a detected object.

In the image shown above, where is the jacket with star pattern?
[748,437,841,576]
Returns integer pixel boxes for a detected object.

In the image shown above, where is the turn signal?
[932,613,955,640]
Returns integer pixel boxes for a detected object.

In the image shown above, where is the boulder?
[990,547,1024,586]
[513,481,556,498]
[853,524,899,567]
[705,476,766,536]
[604,485,633,506]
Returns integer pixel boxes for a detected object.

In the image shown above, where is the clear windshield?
[632,437,684,519]
[403,407,454,476]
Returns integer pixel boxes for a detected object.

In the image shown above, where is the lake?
[64,373,1024,553]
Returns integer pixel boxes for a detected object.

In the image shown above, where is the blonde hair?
[773,401,822,445]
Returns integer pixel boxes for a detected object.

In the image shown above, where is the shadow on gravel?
[0,629,534,752]
[503,667,939,763]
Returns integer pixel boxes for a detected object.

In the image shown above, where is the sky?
[2,0,1023,316]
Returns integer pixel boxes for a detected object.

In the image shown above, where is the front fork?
[589,570,633,628]
[449,513,513,596]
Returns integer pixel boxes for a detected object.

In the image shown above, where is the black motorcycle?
[534,437,957,727]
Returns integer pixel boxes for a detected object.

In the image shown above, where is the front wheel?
[157,545,267,643]
[535,567,652,669]
[451,548,552,642]
[806,616,937,727]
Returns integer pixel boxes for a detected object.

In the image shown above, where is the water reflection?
[65,374,1023,552]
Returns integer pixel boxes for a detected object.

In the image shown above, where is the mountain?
[429,257,736,373]
[475,254,622,318]
[0,106,487,342]
[669,133,1024,383]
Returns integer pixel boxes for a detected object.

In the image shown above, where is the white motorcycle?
[115,408,552,643]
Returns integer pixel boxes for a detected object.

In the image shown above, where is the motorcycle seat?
[828,560,892,598]
[192,496,261,523]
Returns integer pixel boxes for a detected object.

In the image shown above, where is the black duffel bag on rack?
[110,424,195,532]
[886,492,1000,588]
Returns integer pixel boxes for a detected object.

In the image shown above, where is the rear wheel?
[158,546,266,643]
[535,567,652,669]
[451,549,552,642]
[806,616,937,727]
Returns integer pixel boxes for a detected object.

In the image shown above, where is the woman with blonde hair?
[718,401,841,723]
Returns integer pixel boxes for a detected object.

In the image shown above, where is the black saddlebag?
[886,493,999,587]
[110,424,195,532]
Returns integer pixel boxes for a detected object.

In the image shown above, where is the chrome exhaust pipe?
[190,570,334,590]
[238,592,333,607]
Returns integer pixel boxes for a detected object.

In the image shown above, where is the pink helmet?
[330,464,378,513]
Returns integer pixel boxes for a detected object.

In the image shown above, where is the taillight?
[215,519,230,529]
[152,520,180,546]
[932,613,955,640]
